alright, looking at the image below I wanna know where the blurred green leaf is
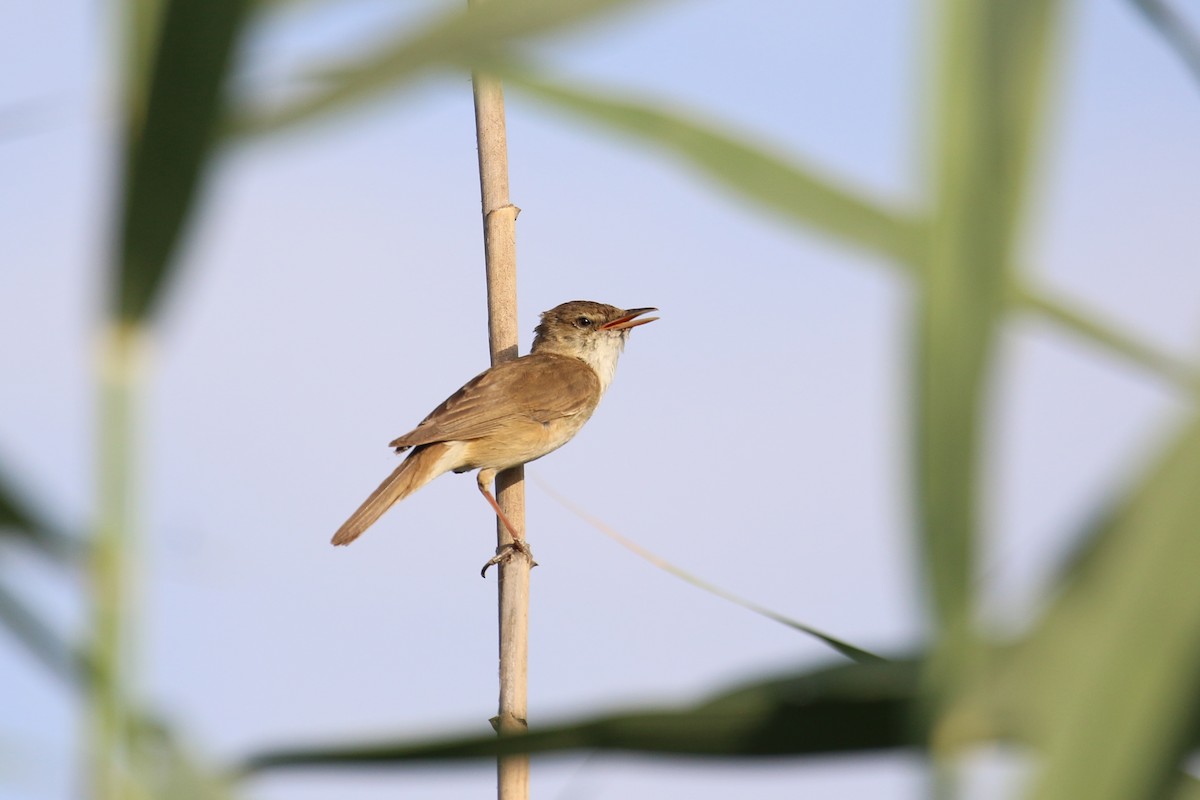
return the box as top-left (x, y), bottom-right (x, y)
top-left (501, 68), bottom-right (1196, 411)
top-left (230, 0), bottom-right (658, 138)
top-left (501, 67), bottom-right (1199, 409)
top-left (495, 68), bottom-right (1196, 405)
top-left (130, 716), bottom-right (239, 800)
top-left (122, 0), bottom-right (167, 124)
top-left (1002, 413), bottom-right (1200, 800)
top-left (499, 68), bottom-right (924, 264)
top-left (1172, 773), bottom-right (1200, 800)
top-left (0, 576), bottom-right (82, 685)
top-left (0, 574), bottom-right (230, 798)
top-left (916, 0), bottom-right (1063, 638)
top-left (115, 0), bottom-right (254, 322)
top-left (1017, 285), bottom-right (1198, 393)
top-left (1130, 0), bottom-right (1200, 89)
top-left (0, 571), bottom-right (230, 796)
top-left (240, 658), bottom-right (921, 773)
top-left (0, 460), bottom-right (82, 561)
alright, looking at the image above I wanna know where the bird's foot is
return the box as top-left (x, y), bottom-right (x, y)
top-left (480, 540), bottom-right (537, 578)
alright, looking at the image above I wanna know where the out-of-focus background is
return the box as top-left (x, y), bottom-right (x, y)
top-left (3, 1), bottom-right (1200, 798)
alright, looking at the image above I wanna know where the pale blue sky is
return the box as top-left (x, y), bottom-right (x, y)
top-left (2, 1), bottom-right (1199, 798)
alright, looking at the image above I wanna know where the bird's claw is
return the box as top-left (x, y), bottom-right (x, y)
top-left (480, 540), bottom-right (537, 577)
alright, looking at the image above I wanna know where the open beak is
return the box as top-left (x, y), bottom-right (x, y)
top-left (600, 307), bottom-right (659, 331)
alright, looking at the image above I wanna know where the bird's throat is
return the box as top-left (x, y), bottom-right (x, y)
top-left (585, 339), bottom-right (623, 394)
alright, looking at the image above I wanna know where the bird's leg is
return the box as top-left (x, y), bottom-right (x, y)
top-left (477, 469), bottom-right (536, 577)
top-left (477, 469), bottom-right (523, 540)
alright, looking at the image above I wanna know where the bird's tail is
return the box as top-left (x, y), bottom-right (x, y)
top-left (331, 443), bottom-right (451, 546)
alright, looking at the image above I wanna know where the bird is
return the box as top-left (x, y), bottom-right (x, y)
top-left (331, 300), bottom-right (658, 550)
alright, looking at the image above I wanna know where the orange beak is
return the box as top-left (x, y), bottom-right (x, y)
top-left (601, 307), bottom-right (659, 331)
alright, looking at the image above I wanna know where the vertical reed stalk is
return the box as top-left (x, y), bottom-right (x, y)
top-left (468, 3), bottom-right (531, 798)
top-left (88, 322), bottom-right (146, 800)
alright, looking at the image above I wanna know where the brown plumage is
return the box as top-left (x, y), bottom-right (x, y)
top-left (331, 301), bottom-right (657, 546)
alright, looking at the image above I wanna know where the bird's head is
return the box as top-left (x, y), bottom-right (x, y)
top-left (531, 301), bottom-right (658, 391)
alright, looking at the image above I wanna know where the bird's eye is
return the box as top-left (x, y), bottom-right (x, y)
top-left (575, 316), bottom-right (593, 328)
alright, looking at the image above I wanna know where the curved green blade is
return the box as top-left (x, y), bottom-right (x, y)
top-left (239, 658), bottom-right (921, 773)
top-left (114, 0), bottom-right (253, 322)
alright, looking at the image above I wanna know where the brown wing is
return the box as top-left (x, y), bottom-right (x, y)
top-left (389, 352), bottom-right (601, 450)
